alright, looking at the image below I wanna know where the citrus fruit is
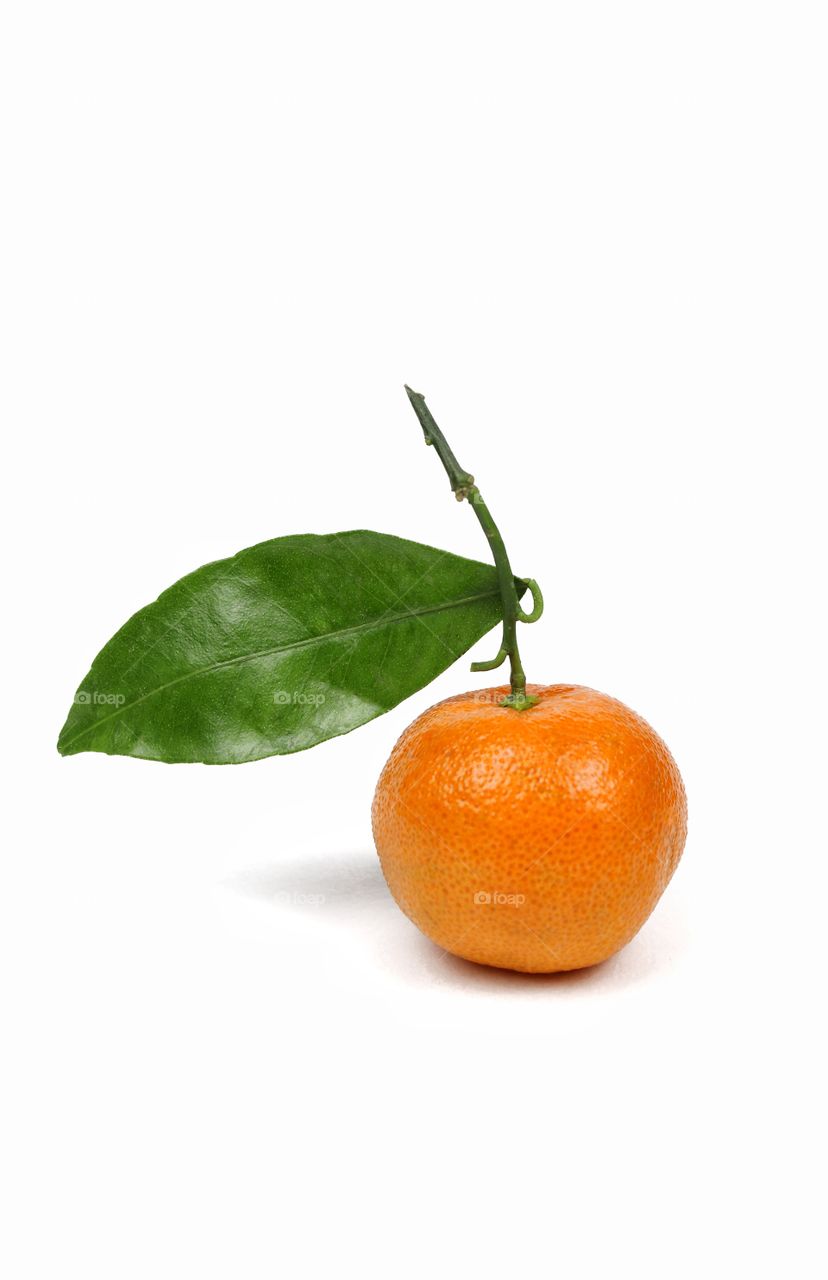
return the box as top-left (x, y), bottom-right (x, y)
top-left (372, 683), bottom-right (687, 973)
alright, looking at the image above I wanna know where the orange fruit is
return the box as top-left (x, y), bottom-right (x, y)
top-left (372, 683), bottom-right (687, 973)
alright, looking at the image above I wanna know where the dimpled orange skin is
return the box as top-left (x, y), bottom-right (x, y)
top-left (372, 684), bottom-right (687, 973)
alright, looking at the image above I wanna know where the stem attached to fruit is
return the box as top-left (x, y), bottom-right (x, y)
top-left (404, 385), bottom-right (544, 711)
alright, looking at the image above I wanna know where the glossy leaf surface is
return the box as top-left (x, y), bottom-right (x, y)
top-left (58, 531), bottom-right (521, 764)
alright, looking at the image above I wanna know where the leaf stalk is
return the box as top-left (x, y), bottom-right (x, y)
top-left (404, 385), bottom-right (543, 711)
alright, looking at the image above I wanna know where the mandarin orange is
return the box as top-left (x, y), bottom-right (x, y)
top-left (372, 683), bottom-right (687, 972)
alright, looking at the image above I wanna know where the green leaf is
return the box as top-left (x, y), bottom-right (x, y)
top-left (58, 530), bottom-right (522, 764)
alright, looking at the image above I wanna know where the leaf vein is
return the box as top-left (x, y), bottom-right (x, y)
top-left (61, 588), bottom-right (500, 750)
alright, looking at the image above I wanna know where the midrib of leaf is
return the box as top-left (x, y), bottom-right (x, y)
top-left (61, 588), bottom-right (500, 750)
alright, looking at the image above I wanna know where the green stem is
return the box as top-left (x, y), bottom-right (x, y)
top-left (404, 385), bottom-right (541, 711)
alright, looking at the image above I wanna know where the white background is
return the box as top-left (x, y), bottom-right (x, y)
top-left (2, 3), bottom-right (826, 1276)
